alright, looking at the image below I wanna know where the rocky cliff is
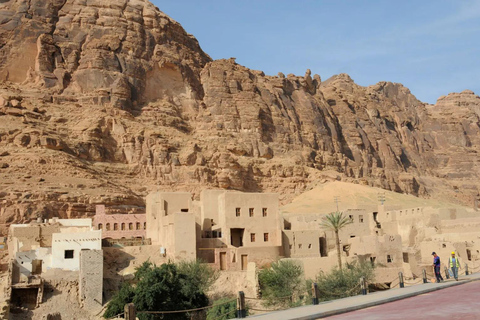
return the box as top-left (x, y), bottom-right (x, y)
top-left (1, 0), bottom-right (480, 231)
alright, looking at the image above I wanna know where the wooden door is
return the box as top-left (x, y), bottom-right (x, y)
top-left (220, 252), bottom-right (227, 270)
top-left (241, 254), bottom-right (248, 271)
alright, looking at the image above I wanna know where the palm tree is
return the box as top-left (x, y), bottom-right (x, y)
top-left (320, 211), bottom-right (353, 269)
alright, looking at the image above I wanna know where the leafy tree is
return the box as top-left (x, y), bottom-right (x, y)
top-left (104, 260), bottom-right (216, 320)
top-left (315, 261), bottom-right (375, 301)
top-left (133, 262), bottom-right (204, 320)
top-left (177, 259), bottom-right (219, 297)
top-left (103, 282), bottom-right (135, 319)
top-left (206, 297), bottom-right (241, 320)
top-left (320, 211), bottom-right (353, 269)
top-left (258, 260), bottom-right (305, 308)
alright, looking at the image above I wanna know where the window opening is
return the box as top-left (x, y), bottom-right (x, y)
top-left (65, 250), bottom-right (74, 259)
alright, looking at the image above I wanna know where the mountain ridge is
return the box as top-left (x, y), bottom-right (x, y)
top-left (0, 0), bottom-right (479, 232)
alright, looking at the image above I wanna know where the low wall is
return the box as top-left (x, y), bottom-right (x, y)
top-left (102, 238), bottom-right (151, 247)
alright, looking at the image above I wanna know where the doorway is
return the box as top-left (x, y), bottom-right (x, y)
top-left (230, 228), bottom-right (244, 247)
top-left (241, 254), bottom-right (248, 271)
top-left (31, 260), bottom-right (42, 275)
top-left (319, 237), bottom-right (327, 257)
top-left (220, 252), bottom-right (227, 270)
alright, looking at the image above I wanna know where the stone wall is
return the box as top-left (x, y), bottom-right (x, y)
top-left (79, 250), bottom-right (103, 311)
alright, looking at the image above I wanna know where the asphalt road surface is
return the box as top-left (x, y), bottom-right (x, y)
top-left (323, 281), bottom-right (480, 320)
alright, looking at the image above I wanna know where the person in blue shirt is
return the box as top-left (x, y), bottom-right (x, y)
top-left (432, 252), bottom-right (443, 283)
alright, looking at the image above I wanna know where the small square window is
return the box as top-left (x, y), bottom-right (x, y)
top-left (359, 215), bottom-right (364, 223)
top-left (262, 208), bottom-right (268, 217)
top-left (249, 208), bottom-right (254, 217)
top-left (65, 250), bottom-right (74, 259)
top-left (349, 215), bottom-right (353, 221)
top-left (308, 244), bottom-right (312, 249)
top-left (264, 233), bottom-right (269, 241)
top-left (251, 233), bottom-right (256, 242)
top-left (387, 254), bottom-right (393, 263)
top-left (236, 208), bottom-right (241, 217)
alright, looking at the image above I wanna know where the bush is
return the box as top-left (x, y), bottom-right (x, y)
top-left (104, 260), bottom-right (217, 320)
top-left (103, 282), bottom-right (135, 319)
top-left (177, 259), bottom-right (219, 297)
top-left (315, 261), bottom-right (375, 301)
top-left (206, 297), bottom-right (240, 320)
top-left (258, 260), bottom-right (306, 308)
top-left (134, 262), bottom-right (208, 320)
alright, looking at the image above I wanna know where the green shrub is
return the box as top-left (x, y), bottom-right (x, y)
top-left (103, 282), bottom-right (135, 319)
top-left (177, 259), bottom-right (219, 298)
top-left (104, 260), bottom-right (217, 320)
top-left (258, 260), bottom-right (305, 308)
top-left (206, 297), bottom-right (240, 320)
top-left (315, 261), bottom-right (375, 301)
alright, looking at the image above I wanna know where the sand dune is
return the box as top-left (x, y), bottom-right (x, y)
top-left (281, 181), bottom-right (468, 215)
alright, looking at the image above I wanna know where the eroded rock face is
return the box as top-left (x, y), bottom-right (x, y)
top-left (0, 0), bottom-right (210, 106)
top-left (1, 0), bottom-right (480, 231)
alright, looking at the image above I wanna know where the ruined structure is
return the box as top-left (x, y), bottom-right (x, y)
top-left (7, 218), bottom-right (103, 312)
top-left (283, 203), bottom-right (480, 284)
top-left (146, 190), bottom-right (283, 269)
top-left (146, 187), bottom-right (480, 287)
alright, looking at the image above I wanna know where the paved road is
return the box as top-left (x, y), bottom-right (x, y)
top-left (323, 281), bottom-right (480, 320)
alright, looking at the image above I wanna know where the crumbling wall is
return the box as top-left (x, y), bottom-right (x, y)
top-left (79, 250), bottom-right (103, 311)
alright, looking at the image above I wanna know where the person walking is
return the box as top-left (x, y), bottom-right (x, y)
top-left (432, 252), bottom-right (443, 283)
top-left (448, 251), bottom-right (461, 281)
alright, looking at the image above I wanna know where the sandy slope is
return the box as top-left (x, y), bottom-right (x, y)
top-left (281, 181), bottom-right (469, 215)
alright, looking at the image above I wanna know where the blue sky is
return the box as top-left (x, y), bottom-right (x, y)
top-left (151, 1), bottom-right (480, 104)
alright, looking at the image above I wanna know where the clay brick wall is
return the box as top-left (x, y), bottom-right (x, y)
top-left (93, 205), bottom-right (146, 239)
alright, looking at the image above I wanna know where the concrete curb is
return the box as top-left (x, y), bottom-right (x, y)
top-left (302, 280), bottom-right (470, 320)
top-left (245, 275), bottom-right (480, 320)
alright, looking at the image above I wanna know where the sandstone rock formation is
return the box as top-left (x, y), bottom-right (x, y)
top-left (1, 0), bottom-right (480, 232)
